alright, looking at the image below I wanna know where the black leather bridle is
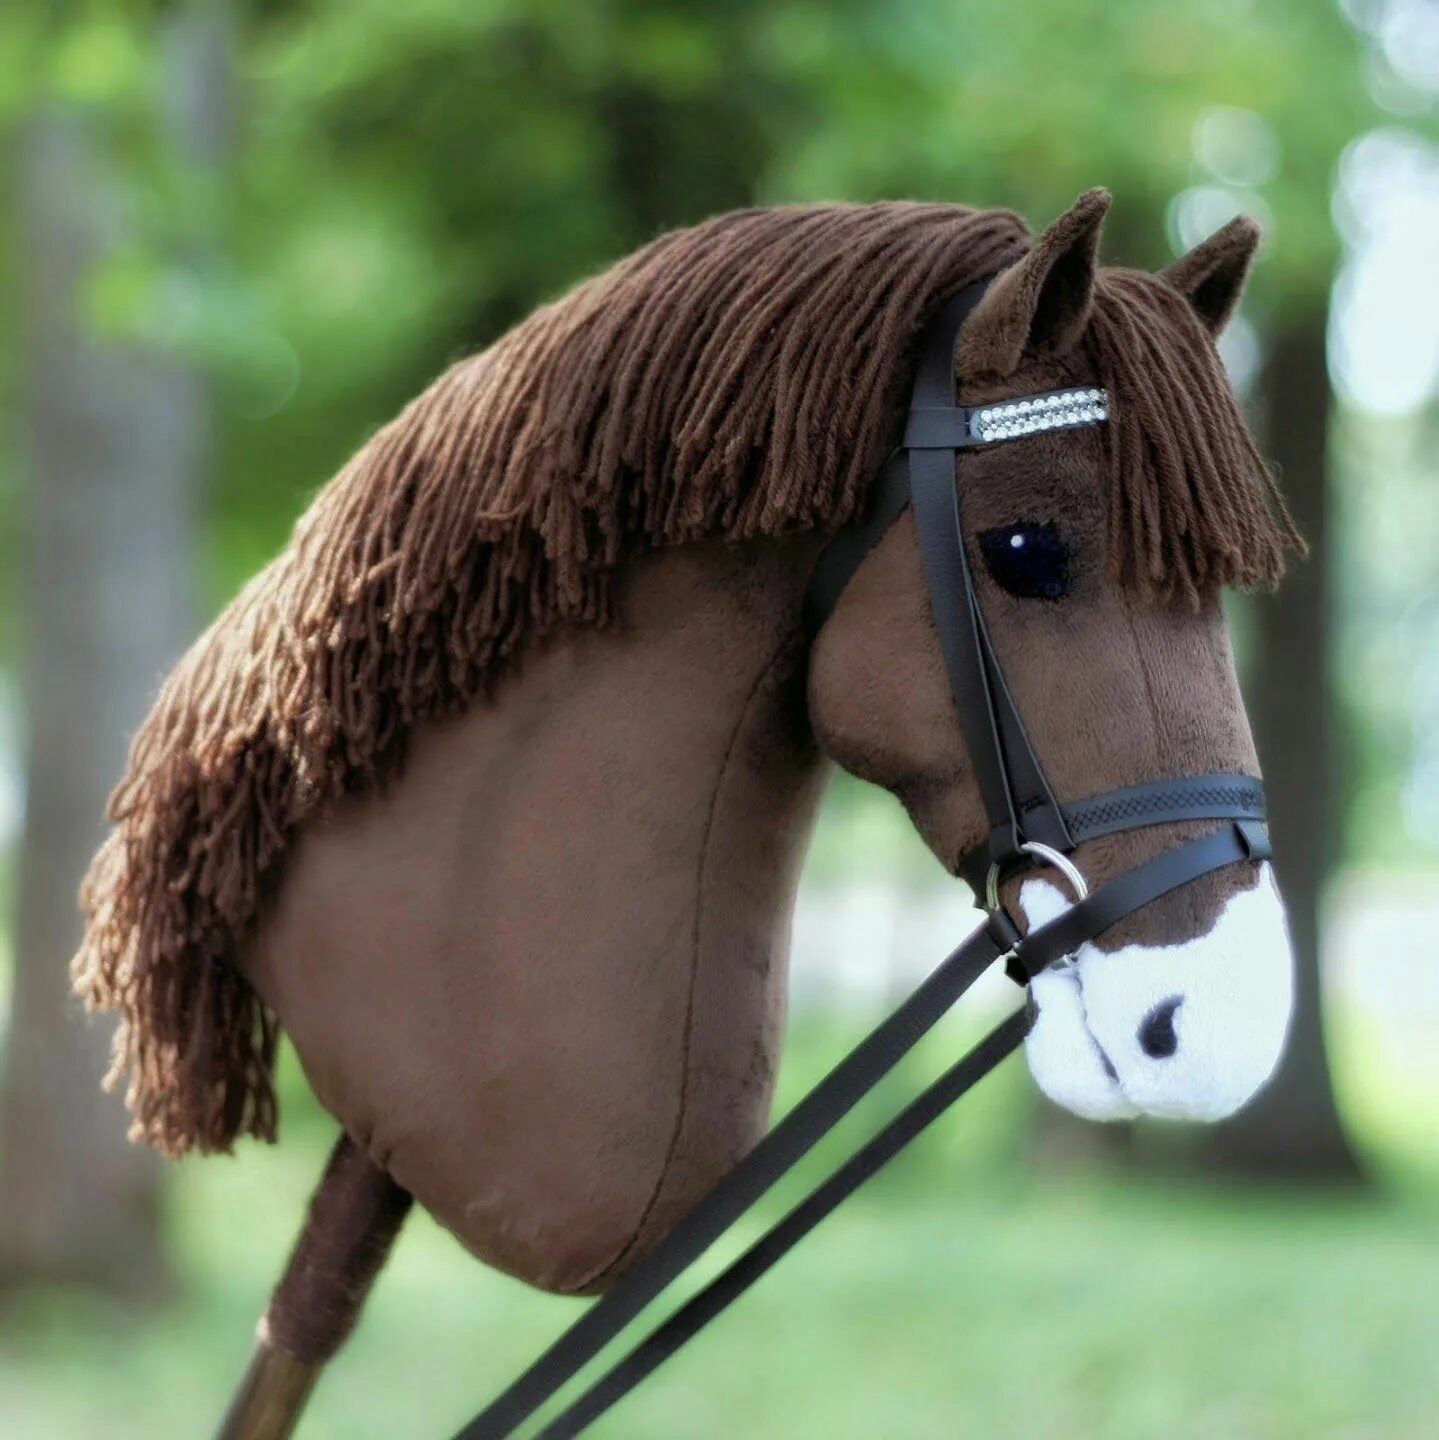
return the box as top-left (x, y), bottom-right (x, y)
top-left (451, 277), bottom-right (1273, 1440)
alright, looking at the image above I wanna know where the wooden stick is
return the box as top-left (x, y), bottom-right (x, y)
top-left (214, 1135), bottom-right (412, 1440)
top-left (213, 1342), bottom-right (320, 1440)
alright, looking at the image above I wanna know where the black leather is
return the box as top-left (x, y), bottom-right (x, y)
top-left (958, 772), bottom-right (1269, 892)
top-left (452, 916), bottom-right (1013, 1440)
top-left (530, 1012), bottom-right (1032, 1439)
top-left (904, 286), bottom-right (1072, 865)
top-left (903, 406), bottom-right (986, 449)
top-left (1007, 820), bottom-right (1271, 982)
top-left (1063, 774), bottom-right (1267, 846)
top-left (803, 449), bottom-right (911, 632)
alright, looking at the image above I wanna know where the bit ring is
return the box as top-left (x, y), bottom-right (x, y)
top-left (985, 841), bottom-right (1089, 914)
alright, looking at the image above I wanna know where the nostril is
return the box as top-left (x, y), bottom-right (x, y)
top-left (1138, 996), bottom-right (1183, 1059)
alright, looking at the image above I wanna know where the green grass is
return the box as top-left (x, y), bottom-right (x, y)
top-left (2, 1016), bottom-right (1436, 1440)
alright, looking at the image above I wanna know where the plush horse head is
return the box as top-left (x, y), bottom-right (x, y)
top-left (809, 191), bottom-right (1298, 1124)
top-left (75, 191), bottom-right (1300, 1430)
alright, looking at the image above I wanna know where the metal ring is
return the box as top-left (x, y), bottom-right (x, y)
top-left (985, 841), bottom-right (1090, 914)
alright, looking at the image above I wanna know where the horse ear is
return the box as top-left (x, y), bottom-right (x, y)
top-left (1162, 215), bottom-right (1261, 336)
top-left (956, 188), bottom-right (1110, 379)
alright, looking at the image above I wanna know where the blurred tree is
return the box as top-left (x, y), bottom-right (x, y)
top-left (205, 0), bottom-right (815, 593)
top-left (1207, 308), bottom-right (1361, 1177)
top-left (0, 0), bottom-right (233, 1293)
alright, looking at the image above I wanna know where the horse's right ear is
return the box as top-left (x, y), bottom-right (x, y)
top-left (955, 188), bottom-right (1110, 379)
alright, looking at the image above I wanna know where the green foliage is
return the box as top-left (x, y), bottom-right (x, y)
top-left (1, 1013), bottom-right (1436, 1437)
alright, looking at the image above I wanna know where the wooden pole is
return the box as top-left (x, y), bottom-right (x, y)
top-left (215, 1135), bottom-right (412, 1440)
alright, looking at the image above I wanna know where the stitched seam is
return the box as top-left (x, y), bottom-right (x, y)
top-left (1122, 603), bottom-right (1168, 783)
top-left (573, 634), bottom-right (795, 1291)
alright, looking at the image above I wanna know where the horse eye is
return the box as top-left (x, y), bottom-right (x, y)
top-left (977, 522), bottom-right (1070, 600)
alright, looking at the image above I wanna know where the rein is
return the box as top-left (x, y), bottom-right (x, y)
top-left (450, 278), bottom-right (1271, 1439)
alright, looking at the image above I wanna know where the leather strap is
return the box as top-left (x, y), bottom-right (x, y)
top-left (1062, 774), bottom-right (1267, 847)
top-left (803, 449), bottom-right (911, 632)
top-left (957, 772), bottom-right (1269, 893)
top-left (1007, 820), bottom-right (1271, 982)
top-left (807, 280), bottom-right (1070, 869)
top-left (908, 286), bottom-right (1071, 863)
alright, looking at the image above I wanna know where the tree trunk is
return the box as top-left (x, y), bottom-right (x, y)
top-left (1204, 307), bottom-right (1363, 1181)
top-left (0, 5), bottom-right (231, 1294)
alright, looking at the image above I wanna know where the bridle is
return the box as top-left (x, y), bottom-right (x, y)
top-left (450, 277), bottom-right (1272, 1439)
top-left (807, 281), bottom-right (1268, 921)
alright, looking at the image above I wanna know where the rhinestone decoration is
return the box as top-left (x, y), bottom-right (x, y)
top-left (969, 387), bottom-right (1109, 445)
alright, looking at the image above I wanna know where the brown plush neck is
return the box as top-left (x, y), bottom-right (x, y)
top-left (241, 536), bottom-right (828, 1293)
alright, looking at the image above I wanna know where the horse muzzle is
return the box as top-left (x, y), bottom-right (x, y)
top-left (1021, 862), bottom-right (1295, 1122)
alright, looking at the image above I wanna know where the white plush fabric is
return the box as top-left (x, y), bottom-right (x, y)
top-left (1022, 864), bottom-right (1293, 1122)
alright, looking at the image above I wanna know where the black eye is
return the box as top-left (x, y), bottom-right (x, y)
top-left (978, 522), bottom-right (1070, 600)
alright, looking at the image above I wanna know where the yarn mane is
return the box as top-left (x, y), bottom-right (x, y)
top-left (1082, 268), bottom-right (1300, 605)
top-left (73, 202), bottom-right (1298, 1156)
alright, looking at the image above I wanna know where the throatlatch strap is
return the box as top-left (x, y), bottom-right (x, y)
top-left (453, 823), bottom-right (1267, 1440)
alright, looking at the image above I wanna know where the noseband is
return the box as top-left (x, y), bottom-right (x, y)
top-left (453, 279), bottom-right (1272, 1439)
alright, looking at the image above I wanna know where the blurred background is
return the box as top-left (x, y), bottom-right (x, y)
top-left (1, 1), bottom-right (1437, 1436)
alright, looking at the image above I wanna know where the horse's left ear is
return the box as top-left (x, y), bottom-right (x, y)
top-left (1162, 215), bottom-right (1262, 336)
top-left (956, 188), bottom-right (1110, 379)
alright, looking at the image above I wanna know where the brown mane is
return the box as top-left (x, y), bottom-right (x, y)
top-left (72, 201), bottom-right (1297, 1157)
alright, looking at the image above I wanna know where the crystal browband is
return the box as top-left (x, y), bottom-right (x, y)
top-left (902, 386), bottom-right (1111, 451)
top-left (969, 386), bottom-right (1109, 443)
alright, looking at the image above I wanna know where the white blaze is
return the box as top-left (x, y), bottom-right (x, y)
top-left (1022, 863), bottom-right (1294, 1122)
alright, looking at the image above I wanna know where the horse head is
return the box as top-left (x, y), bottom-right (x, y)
top-left (811, 190), bottom-right (1298, 1122)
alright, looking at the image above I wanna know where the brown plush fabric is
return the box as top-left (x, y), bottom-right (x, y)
top-left (809, 501), bottom-right (1261, 951)
top-left (954, 187), bottom-right (1110, 377)
top-left (242, 538), bottom-right (826, 1292)
top-left (261, 1135), bottom-right (412, 1363)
